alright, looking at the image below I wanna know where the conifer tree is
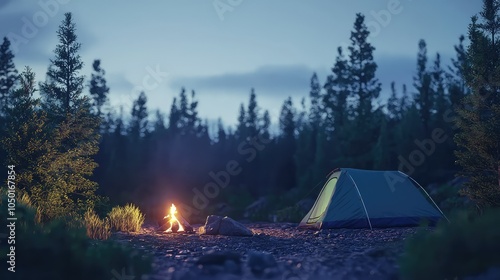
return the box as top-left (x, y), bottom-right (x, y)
top-left (246, 88), bottom-right (260, 138)
top-left (89, 59), bottom-right (109, 119)
top-left (2, 68), bottom-right (49, 197)
top-left (455, 0), bottom-right (500, 209)
top-left (38, 13), bottom-right (100, 219)
top-left (346, 13), bottom-right (382, 168)
top-left (413, 39), bottom-right (433, 137)
top-left (129, 91), bottom-right (149, 140)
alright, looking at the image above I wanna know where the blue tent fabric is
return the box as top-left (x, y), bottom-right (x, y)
top-left (299, 168), bottom-right (447, 229)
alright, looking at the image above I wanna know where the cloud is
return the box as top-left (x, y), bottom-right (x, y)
top-left (170, 57), bottom-right (419, 101)
top-left (171, 64), bottom-right (320, 97)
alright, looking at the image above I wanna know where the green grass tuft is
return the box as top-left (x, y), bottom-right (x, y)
top-left (108, 203), bottom-right (145, 232)
top-left (84, 208), bottom-right (111, 240)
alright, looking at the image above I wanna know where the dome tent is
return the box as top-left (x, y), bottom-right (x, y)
top-left (299, 168), bottom-right (447, 229)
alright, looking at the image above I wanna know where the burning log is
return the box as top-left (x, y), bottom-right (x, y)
top-left (158, 204), bottom-right (193, 233)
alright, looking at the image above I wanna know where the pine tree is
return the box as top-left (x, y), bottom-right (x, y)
top-left (413, 39), bottom-right (433, 137)
top-left (2, 68), bottom-right (49, 197)
top-left (0, 37), bottom-right (18, 118)
top-left (309, 72), bottom-right (322, 128)
top-left (432, 53), bottom-right (450, 126)
top-left (153, 109), bottom-right (166, 133)
top-left (348, 13), bottom-right (381, 121)
top-left (37, 13), bottom-right (100, 219)
top-left (400, 84), bottom-right (410, 113)
top-left (323, 47), bottom-right (350, 137)
top-left (373, 113), bottom-right (390, 170)
top-left (187, 90), bottom-right (202, 137)
top-left (89, 59), bottom-right (109, 119)
top-left (279, 97), bottom-right (296, 140)
top-left (217, 118), bottom-right (227, 144)
top-left (387, 81), bottom-right (400, 120)
top-left (129, 91), bottom-right (149, 140)
top-left (168, 97), bottom-right (180, 135)
top-left (235, 103), bottom-right (246, 141)
top-left (246, 88), bottom-right (260, 138)
top-left (455, 0), bottom-right (500, 209)
top-left (346, 13), bottom-right (382, 168)
top-left (260, 110), bottom-right (271, 141)
top-left (40, 13), bottom-right (85, 120)
top-left (276, 97), bottom-right (297, 193)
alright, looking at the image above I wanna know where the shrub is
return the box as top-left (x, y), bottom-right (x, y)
top-left (0, 194), bottom-right (152, 280)
top-left (108, 204), bottom-right (145, 232)
top-left (84, 209), bottom-right (111, 240)
top-left (400, 209), bottom-right (500, 280)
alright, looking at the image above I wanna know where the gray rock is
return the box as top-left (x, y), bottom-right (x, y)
top-left (202, 215), bottom-right (223, 235)
top-left (247, 251), bottom-right (279, 277)
top-left (218, 217), bottom-right (253, 236)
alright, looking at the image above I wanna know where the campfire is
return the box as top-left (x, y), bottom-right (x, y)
top-left (160, 203), bottom-right (193, 233)
top-left (164, 204), bottom-right (184, 233)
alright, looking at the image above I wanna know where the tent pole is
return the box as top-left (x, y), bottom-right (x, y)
top-left (398, 171), bottom-right (450, 223)
top-left (347, 172), bottom-right (373, 230)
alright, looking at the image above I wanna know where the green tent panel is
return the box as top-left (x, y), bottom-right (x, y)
top-left (299, 168), bottom-right (447, 229)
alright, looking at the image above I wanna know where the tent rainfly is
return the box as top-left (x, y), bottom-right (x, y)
top-left (299, 168), bottom-right (448, 229)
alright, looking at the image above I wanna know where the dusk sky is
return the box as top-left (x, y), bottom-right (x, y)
top-left (0, 0), bottom-right (482, 129)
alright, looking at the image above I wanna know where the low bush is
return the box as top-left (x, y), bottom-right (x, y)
top-left (400, 209), bottom-right (500, 280)
top-left (84, 208), bottom-right (111, 240)
top-left (108, 203), bottom-right (145, 232)
top-left (0, 193), bottom-right (152, 280)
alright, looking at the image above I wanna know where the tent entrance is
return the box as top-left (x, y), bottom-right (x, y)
top-left (307, 177), bottom-right (338, 224)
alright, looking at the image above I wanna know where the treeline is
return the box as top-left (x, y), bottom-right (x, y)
top-left (90, 14), bottom-right (468, 216)
top-left (1, 7), bottom-right (499, 221)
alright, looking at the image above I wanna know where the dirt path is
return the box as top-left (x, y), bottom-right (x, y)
top-left (113, 223), bottom-right (418, 280)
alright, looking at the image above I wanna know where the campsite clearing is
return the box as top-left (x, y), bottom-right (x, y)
top-left (114, 223), bottom-right (420, 280)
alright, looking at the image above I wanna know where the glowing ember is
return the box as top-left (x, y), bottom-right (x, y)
top-left (164, 204), bottom-right (184, 233)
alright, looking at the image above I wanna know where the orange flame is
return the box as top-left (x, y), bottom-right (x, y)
top-left (164, 203), bottom-right (184, 233)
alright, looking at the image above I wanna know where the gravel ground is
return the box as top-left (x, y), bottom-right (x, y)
top-left (113, 223), bottom-right (419, 280)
